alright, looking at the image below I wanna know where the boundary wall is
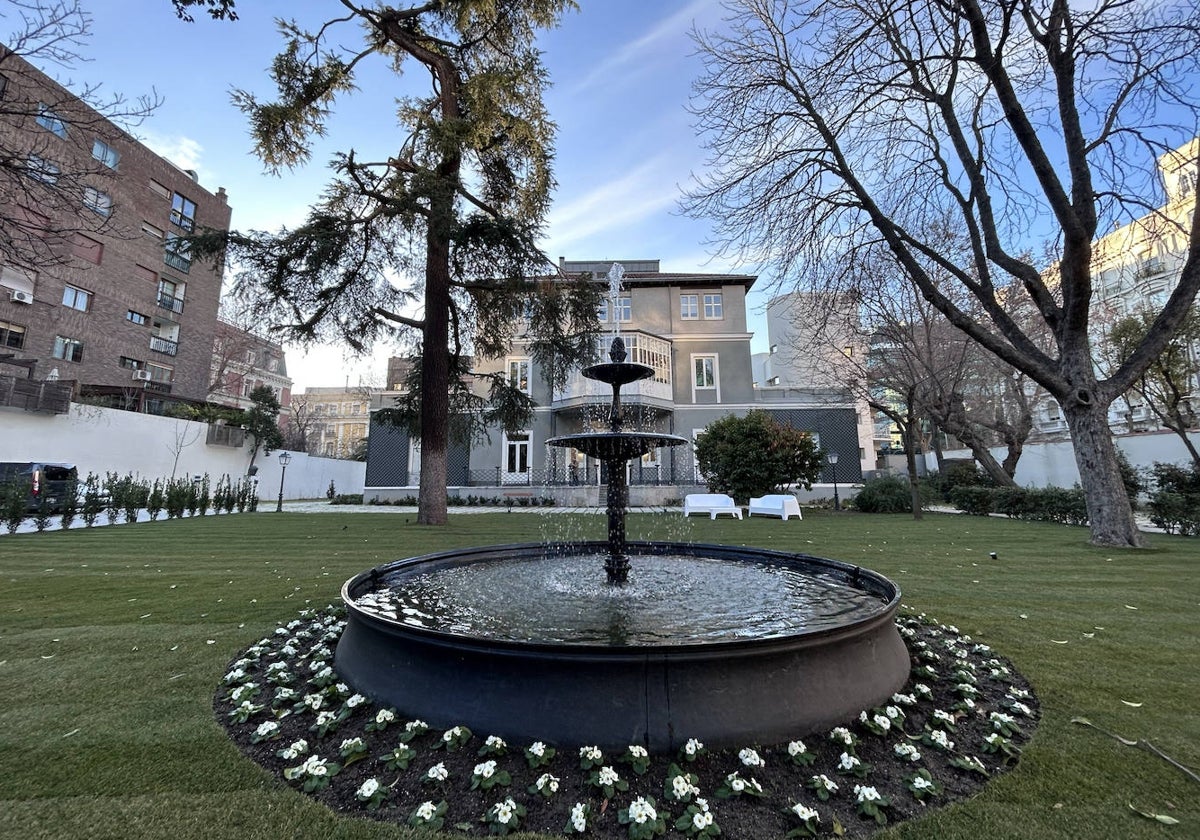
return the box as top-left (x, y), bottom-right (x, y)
top-left (0, 403), bottom-right (364, 500)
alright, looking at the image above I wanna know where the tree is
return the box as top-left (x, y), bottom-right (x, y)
top-left (685, 0), bottom-right (1200, 547)
top-left (694, 410), bottom-right (823, 503)
top-left (1105, 307), bottom-right (1200, 467)
top-left (0, 1), bottom-right (159, 274)
top-left (180, 0), bottom-right (599, 526)
top-left (242, 384), bottom-right (284, 473)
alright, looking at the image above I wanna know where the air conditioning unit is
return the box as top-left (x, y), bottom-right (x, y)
top-left (9, 289), bottom-right (33, 304)
top-left (132, 370), bottom-right (152, 382)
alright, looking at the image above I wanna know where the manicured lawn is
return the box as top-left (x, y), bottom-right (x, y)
top-left (1, 509), bottom-right (1197, 839)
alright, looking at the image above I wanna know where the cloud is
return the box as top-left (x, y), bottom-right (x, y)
top-left (135, 129), bottom-right (208, 181)
top-left (571, 0), bottom-right (718, 95)
top-left (546, 153), bottom-right (681, 251)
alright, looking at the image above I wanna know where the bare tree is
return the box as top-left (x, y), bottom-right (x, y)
top-left (686, 0), bottom-right (1200, 546)
top-left (0, 1), bottom-right (160, 274)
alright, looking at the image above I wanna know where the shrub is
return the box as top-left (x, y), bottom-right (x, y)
top-left (3, 480), bottom-right (27, 533)
top-left (853, 476), bottom-right (915, 513)
top-left (694, 410), bottom-right (824, 503)
top-left (930, 460), bottom-right (995, 501)
top-left (991, 487), bottom-right (1028, 519)
top-left (1146, 462), bottom-right (1200, 535)
top-left (949, 486), bottom-right (996, 516)
top-left (331, 494), bottom-right (365, 505)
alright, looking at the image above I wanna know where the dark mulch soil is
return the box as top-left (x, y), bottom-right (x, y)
top-left (216, 608), bottom-right (1039, 839)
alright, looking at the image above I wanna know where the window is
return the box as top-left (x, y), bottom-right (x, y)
top-left (615, 296), bottom-right (632, 323)
top-left (1, 265), bottom-right (36, 295)
top-left (694, 355), bottom-right (717, 389)
top-left (126, 310), bottom-right (148, 325)
top-left (52, 335), bottom-right (83, 362)
top-left (158, 277), bottom-right (184, 313)
top-left (36, 104), bottom-right (67, 138)
top-left (134, 264), bottom-right (157, 284)
top-left (27, 154), bottom-right (59, 184)
top-left (70, 234), bottom-right (103, 264)
top-left (83, 187), bottom-right (112, 216)
top-left (597, 299), bottom-right (608, 323)
top-left (164, 233), bottom-right (191, 272)
top-left (92, 139), bottom-right (120, 169)
top-left (1, 319), bottom-right (26, 349)
top-left (146, 362), bottom-right (173, 383)
top-left (62, 285), bottom-right (91, 311)
top-left (170, 192), bottom-right (196, 231)
top-left (148, 179), bottom-right (170, 199)
top-left (703, 293), bottom-right (723, 319)
top-left (680, 294), bottom-right (699, 320)
top-left (142, 222), bottom-right (164, 240)
top-left (508, 357), bottom-right (531, 395)
top-left (119, 356), bottom-right (144, 370)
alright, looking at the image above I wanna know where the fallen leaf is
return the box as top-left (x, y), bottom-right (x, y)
top-left (62, 728), bottom-right (79, 738)
top-left (1121, 701), bottom-right (1143, 707)
top-left (1051, 639), bottom-right (1069, 644)
top-left (1128, 803), bottom-right (1180, 825)
top-left (1124, 604), bottom-right (1139, 610)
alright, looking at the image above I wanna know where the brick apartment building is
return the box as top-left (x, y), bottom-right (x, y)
top-left (0, 51), bottom-right (230, 413)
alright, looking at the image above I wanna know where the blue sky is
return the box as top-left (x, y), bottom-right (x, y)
top-left (31, 0), bottom-right (771, 391)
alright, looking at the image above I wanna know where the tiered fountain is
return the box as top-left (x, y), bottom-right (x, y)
top-left (335, 266), bottom-right (909, 750)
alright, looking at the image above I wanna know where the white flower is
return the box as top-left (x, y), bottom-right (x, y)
top-left (1008, 687), bottom-right (1032, 699)
top-left (225, 667), bottom-right (246, 682)
top-left (415, 801), bottom-right (438, 821)
top-left (426, 762), bottom-right (448, 781)
top-left (443, 726), bottom-right (463, 742)
top-left (873, 714), bottom-right (892, 732)
top-left (929, 730), bottom-right (954, 750)
top-left (315, 711), bottom-right (336, 726)
top-left (627, 797), bottom-right (657, 824)
top-left (684, 738), bottom-right (704, 755)
top-left (830, 726), bottom-right (853, 744)
top-left (892, 692), bottom-right (917, 706)
top-left (1011, 701), bottom-right (1033, 717)
top-left (486, 735), bottom-right (507, 750)
top-left (254, 721), bottom-right (279, 737)
top-left (855, 784), bottom-right (882, 803)
top-left (340, 737), bottom-right (365, 753)
top-left (912, 775), bottom-right (934, 790)
top-left (914, 683), bottom-right (933, 697)
top-left (597, 766), bottom-right (620, 786)
top-left (738, 747), bottom-right (764, 767)
top-left (300, 755), bottom-right (328, 777)
top-left (357, 778), bottom-right (380, 798)
top-left (885, 705), bottom-right (903, 719)
top-left (894, 742), bottom-right (921, 762)
top-left (788, 740), bottom-right (807, 756)
top-left (580, 745), bottom-right (603, 761)
top-left (345, 693), bottom-right (366, 708)
top-left (406, 719), bottom-right (427, 733)
top-left (303, 693), bottom-right (323, 710)
top-left (493, 801), bottom-right (514, 824)
top-left (537, 773), bottom-right (560, 793)
top-left (474, 760), bottom-right (497, 779)
top-left (628, 745), bottom-right (648, 758)
top-left (692, 811), bottom-right (714, 829)
top-left (730, 777), bottom-right (746, 792)
top-left (957, 683), bottom-right (978, 696)
top-left (529, 741), bottom-right (546, 756)
top-left (837, 752), bottom-right (861, 771)
top-left (934, 709), bottom-right (955, 725)
top-left (570, 803), bottom-right (588, 832)
top-left (671, 774), bottom-right (700, 799)
top-left (960, 697), bottom-right (977, 710)
top-left (812, 774), bottom-right (838, 792)
top-left (991, 712), bottom-right (1015, 727)
top-left (375, 709), bottom-right (395, 725)
top-left (792, 803), bottom-right (820, 822)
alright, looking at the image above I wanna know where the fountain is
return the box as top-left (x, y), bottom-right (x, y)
top-left (335, 266), bottom-right (910, 751)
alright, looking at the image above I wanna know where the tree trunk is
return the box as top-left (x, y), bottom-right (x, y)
top-left (1063, 399), bottom-right (1146, 547)
top-left (904, 399), bottom-right (923, 520)
top-left (963, 438), bottom-right (1019, 487)
top-left (416, 204), bottom-right (453, 526)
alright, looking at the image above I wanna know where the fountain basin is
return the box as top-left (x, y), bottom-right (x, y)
top-left (336, 542), bottom-right (909, 751)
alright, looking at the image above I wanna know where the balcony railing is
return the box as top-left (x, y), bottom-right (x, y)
top-left (144, 380), bottom-right (172, 394)
top-left (157, 293), bottom-right (184, 314)
top-left (149, 335), bottom-right (178, 356)
top-left (553, 330), bottom-right (673, 407)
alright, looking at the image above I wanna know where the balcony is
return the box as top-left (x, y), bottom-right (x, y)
top-left (149, 335), bottom-right (178, 356)
top-left (553, 331), bottom-right (674, 410)
top-left (144, 380), bottom-right (172, 394)
top-left (0, 374), bottom-right (71, 413)
top-left (157, 293), bottom-right (184, 314)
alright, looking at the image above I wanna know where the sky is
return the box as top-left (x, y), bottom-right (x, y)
top-left (22, 0), bottom-right (773, 392)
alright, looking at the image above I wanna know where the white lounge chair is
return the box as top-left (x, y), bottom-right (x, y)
top-left (748, 494), bottom-right (803, 520)
top-left (683, 493), bottom-right (742, 519)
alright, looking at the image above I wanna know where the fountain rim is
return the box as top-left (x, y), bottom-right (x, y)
top-left (340, 540), bottom-right (902, 655)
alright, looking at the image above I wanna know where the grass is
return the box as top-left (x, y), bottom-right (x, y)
top-left (1, 508), bottom-right (1197, 839)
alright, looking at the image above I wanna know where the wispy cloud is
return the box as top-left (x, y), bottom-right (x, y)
top-left (546, 153), bottom-right (681, 251)
top-left (570, 0), bottom-right (718, 95)
top-left (135, 129), bottom-right (209, 181)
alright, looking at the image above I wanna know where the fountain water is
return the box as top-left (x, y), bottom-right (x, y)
top-left (336, 318), bottom-right (910, 750)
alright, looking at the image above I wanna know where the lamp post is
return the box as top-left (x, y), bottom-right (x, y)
top-left (275, 451), bottom-right (292, 513)
top-left (827, 451), bottom-right (840, 511)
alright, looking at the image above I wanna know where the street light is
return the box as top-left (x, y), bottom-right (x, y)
top-left (827, 451), bottom-right (840, 511)
top-left (275, 451), bottom-right (292, 513)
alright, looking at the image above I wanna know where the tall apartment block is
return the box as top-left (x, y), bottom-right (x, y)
top-left (0, 51), bottom-right (230, 413)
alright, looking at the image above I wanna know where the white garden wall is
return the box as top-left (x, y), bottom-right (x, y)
top-left (0, 403), bottom-right (364, 500)
top-left (929, 429), bottom-right (1200, 488)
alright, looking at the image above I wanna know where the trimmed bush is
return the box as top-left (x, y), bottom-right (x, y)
top-left (949, 485), bottom-right (996, 516)
top-left (852, 476), bottom-right (914, 513)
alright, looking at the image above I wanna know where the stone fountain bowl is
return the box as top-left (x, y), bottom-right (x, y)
top-left (336, 541), bottom-right (909, 751)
